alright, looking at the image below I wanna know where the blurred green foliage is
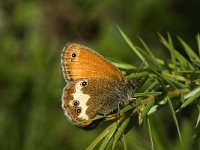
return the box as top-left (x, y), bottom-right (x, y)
top-left (0, 0), bottom-right (199, 150)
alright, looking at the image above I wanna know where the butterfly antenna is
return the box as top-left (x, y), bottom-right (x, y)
top-left (131, 62), bottom-right (145, 90)
top-left (136, 62), bottom-right (144, 78)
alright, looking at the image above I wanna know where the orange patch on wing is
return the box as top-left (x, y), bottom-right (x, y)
top-left (61, 43), bottom-right (127, 82)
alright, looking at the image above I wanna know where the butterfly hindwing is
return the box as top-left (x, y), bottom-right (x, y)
top-left (62, 77), bottom-right (129, 128)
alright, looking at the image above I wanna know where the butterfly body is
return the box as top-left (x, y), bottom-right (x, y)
top-left (61, 43), bottom-right (137, 129)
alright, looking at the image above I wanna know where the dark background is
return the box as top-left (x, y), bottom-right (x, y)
top-left (0, 0), bottom-right (199, 149)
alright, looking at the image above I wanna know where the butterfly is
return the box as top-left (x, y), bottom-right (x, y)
top-left (61, 43), bottom-right (138, 129)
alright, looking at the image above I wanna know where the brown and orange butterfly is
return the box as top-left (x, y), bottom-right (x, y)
top-left (61, 43), bottom-right (137, 129)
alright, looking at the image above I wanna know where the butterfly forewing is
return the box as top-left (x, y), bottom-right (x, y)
top-left (61, 43), bottom-right (127, 82)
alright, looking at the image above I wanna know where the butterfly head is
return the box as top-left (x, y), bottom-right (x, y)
top-left (128, 79), bottom-right (139, 92)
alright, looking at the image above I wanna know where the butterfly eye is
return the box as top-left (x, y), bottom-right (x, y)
top-left (73, 100), bottom-right (79, 106)
top-left (72, 53), bottom-right (76, 58)
top-left (81, 81), bottom-right (87, 87)
top-left (75, 107), bottom-right (82, 114)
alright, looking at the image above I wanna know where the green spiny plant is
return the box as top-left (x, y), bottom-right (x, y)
top-left (86, 27), bottom-right (200, 150)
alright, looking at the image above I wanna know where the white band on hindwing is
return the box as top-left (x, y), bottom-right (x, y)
top-left (70, 80), bottom-right (90, 120)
